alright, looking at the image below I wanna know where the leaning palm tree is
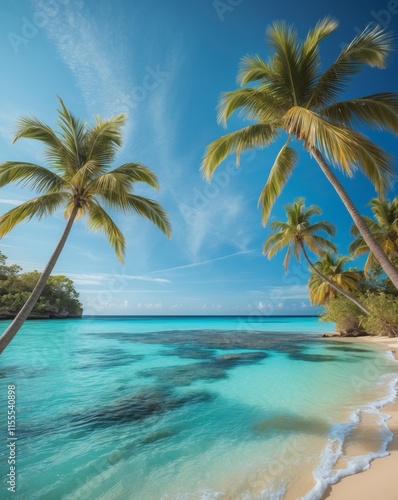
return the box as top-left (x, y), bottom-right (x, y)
top-left (201, 18), bottom-right (398, 289)
top-left (0, 99), bottom-right (171, 353)
top-left (350, 197), bottom-right (398, 275)
top-left (263, 198), bottom-right (369, 314)
top-left (308, 253), bottom-right (363, 306)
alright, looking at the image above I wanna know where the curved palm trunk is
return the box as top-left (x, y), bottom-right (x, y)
top-left (0, 206), bottom-right (79, 354)
top-left (300, 243), bottom-right (370, 315)
top-left (310, 147), bottom-right (398, 290)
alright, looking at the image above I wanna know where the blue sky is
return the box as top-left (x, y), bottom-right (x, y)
top-left (0, 0), bottom-right (397, 315)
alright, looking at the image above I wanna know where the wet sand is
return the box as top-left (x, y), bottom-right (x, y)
top-left (322, 337), bottom-right (398, 500)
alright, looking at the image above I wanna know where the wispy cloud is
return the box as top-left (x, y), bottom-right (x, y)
top-left (66, 272), bottom-right (171, 286)
top-left (148, 250), bottom-right (253, 275)
top-left (179, 193), bottom-right (256, 260)
top-left (67, 245), bottom-right (106, 263)
top-left (36, 0), bottom-right (132, 121)
top-left (0, 198), bottom-right (25, 206)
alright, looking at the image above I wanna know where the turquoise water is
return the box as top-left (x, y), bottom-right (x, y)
top-left (0, 316), bottom-right (397, 499)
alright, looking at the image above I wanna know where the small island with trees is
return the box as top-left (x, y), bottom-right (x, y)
top-left (0, 252), bottom-right (82, 319)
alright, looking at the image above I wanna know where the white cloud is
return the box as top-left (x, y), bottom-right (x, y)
top-left (141, 302), bottom-right (162, 309)
top-left (148, 250), bottom-right (253, 275)
top-left (66, 272), bottom-right (171, 286)
top-left (0, 199), bottom-right (25, 206)
top-left (36, 0), bottom-right (133, 122)
top-left (249, 285), bottom-right (309, 300)
top-left (179, 192), bottom-right (255, 260)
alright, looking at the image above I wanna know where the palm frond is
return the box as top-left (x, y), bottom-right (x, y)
top-left (302, 17), bottom-right (339, 57)
top-left (263, 232), bottom-right (288, 258)
top-left (217, 88), bottom-right (281, 126)
top-left (56, 97), bottom-right (86, 170)
top-left (306, 234), bottom-right (337, 255)
top-left (69, 160), bottom-right (105, 190)
top-left (0, 193), bottom-right (69, 237)
top-left (308, 251), bottom-right (362, 304)
top-left (237, 55), bottom-right (275, 86)
top-left (284, 106), bottom-right (394, 193)
top-left (85, 114), bottom-right (126, 167)
top-left (308, 25), bottom-right (393, 106)
top-left (13, 116), bottom-right (73, 172)
top-left (201, 124), bottom-right (278, 179)
top-left (299, 203), bottom-right (322, 219)
top-left (258, 143), bottom-right (298, 225)
top-left (125, 195), bottom-right (172, 237)
top-left (370, 197), bottom-right (398, 227)
top-left (305, 221), bottom-right (336, 237)
top-left (282, 247), bottom-right (292, 271)
top-left (0, 162), bottom-right (67, 193)
top-left (298, 17), bottom-right (339, 103)
top-left (266, 20), bottom-right (301, 106)
top-left (85, 202), bottom-right (125, 263)
top-left (108, 163), bottom-right (159, 190)
top-left (321, 92), bottom-right (398, 133)
top-left (269, 220), bottom-right (289, 232)
top-left (14, 116), bottom-right (62, 149)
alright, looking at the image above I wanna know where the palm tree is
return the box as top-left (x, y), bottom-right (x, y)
top-left (0, 98), bottom-right (171, 353)
top-left (308, 253), bottom-right (363, 306)
top-left (263, 198), bottom-right (369, 314)
top-left (201, 18), bottom-right (398, 289)
top-left (350, 197), bottom-right (398, 275)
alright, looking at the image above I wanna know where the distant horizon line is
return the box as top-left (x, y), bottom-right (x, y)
top-left (80, 314), bottom-right (320, 318)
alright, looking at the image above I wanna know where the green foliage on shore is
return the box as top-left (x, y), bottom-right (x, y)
top-left (315, 195), bottom-right (398, 336)
top-left (322, 294), bottom-right (365, 333)
top-left (321, 286), bottom-right (398, 337)
top-left (361, 292), bottom-right (398, 337)
top-left (0, 252), bottom-right (82, 319)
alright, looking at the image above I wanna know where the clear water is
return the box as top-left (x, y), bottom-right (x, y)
top-left (0, 316), bottom-right (397, 500)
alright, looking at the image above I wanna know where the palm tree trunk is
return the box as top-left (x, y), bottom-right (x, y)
top-left (300, 242), bottom-right (370, 315)
top-left (0, 206), bottom-right (79, 354)
top-left (310, 147), bottom-right (398, 291)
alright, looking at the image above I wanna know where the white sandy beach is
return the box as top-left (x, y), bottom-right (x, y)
top-left (322, 337), bottom-right (398, 500)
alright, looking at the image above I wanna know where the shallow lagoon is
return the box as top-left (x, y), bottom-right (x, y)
top-left (1, 316), bottom-right (397, 499)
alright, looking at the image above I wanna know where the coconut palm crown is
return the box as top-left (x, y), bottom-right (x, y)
top-left (202, 17), bottom-right (398, 288)
top-left (263, 198), bottom-right (369, 314)
top-left (263, 197), bottom-right (336, 271)
top-left (0, 98), bottom-right (171, 353)
top-left (350, 197), bottom-right (398, 274)
top-left (308, 253), bottom-right (362, 306)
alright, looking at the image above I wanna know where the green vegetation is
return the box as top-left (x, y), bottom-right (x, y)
top-left (318, 205), bottom-right (398, 337)
top-left (0, 252), bottom-right (82, 319)
top-left (322, 291), bottom-right (398, 337)
top-left (202, 17), bottom-right (398, 289)
top-left (0, 98), bottom-right (171, 353)
top-left (350, 198), bottom-right (398, 275)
